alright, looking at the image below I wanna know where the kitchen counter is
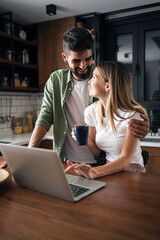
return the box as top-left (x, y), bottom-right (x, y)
top-left (0, 132), bottom-right (160, 147)
top-left (0, 132), bottom-right (159, 174)
top-left (0, 132), bottom-right (53, 146)
top-left (140, 135), bottom-right (160, 148)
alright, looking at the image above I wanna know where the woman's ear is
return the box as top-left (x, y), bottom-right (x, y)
top-left (105, 82), bottom-right (110, 92)
top-left (61, 53), bottom-right (68, 63)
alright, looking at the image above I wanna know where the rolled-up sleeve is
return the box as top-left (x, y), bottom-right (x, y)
top-left (36, 76), bottom-right (54, 131)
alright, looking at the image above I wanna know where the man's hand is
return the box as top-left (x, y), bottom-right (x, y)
top-left (128, 114), bottom-right (150, 138)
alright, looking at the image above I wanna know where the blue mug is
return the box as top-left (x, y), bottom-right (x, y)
top-left (74, 126), bottom-right (89, 146)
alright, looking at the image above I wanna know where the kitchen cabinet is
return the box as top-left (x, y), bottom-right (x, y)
top-left (0, 13), bottom-right (38, 92)
top-left (23, 139), bottom-right (53, 149)
top-left (38, 139), bottom-right (53, 150)
top-left (37, 17), bottom-right (75, 92)
top-left (75, 13), bottom-right (105, 64)
top-left (141, 146), bottom-right (160, 174)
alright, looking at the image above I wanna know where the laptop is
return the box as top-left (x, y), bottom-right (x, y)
top-left (0, 144), bottom-right (106, 202)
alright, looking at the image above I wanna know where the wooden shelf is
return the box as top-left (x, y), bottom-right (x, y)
top-left (0, 58), bottom-right (12, 65)
top-left (0, 30), bottom-right (12, 39)
top-left (0, 58), bottom-right (37, 69)
top-left (0, 30), bottom-right (37, 47)
top-left (14, 86), bottom-right (39, 91)
top-left (14, 61), bottom-right (38, 69)
top-left (1, 85), bottom-right (39, 92)
top-left (0, 85), bottom-right (13, 90)
top-left (13, 35), bottom-right (37, 47)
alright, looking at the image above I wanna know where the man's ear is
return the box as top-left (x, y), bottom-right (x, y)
top-left (62, 52), bottom-right (68, 63)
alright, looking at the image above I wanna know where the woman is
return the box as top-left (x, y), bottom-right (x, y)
top-left (65, 61), bottom-right (147, 179)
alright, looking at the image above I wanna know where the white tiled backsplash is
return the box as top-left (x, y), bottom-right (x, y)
top-left (0, 92), bottom-right (43, 136)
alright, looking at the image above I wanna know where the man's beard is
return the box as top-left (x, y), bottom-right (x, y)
top-left (70, 65), bottom-right (91, 80)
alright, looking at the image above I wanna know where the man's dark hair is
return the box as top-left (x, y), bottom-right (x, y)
top-left (63, 27), bottom-right (93, 55)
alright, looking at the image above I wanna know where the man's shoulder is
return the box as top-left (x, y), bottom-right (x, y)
top-left (50, 68), bottom-right (70, 78)
top-left (47, 69), bottom-right (71, 86)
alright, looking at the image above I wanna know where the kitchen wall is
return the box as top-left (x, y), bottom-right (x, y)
top-left (0, 92), bottom-right (43, 137)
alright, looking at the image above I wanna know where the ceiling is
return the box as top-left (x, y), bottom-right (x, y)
top-left (0, 0), bottom-right (160, 25)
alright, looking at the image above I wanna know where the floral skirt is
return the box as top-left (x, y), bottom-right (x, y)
top-left (125, 163), bottom-right (146, 173)
top-left (106, 160), bottom-right (146, 173)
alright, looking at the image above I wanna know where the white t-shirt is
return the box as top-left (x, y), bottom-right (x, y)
top-left (84, 101), bottom-right (144, 166)
top-left (63, 79), bottom-right (97, 164)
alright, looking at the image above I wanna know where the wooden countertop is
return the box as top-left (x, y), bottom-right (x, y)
top-left (0, 157), bottom-right (160, 240)
top-left (0, 132), bottom-right (160, 147)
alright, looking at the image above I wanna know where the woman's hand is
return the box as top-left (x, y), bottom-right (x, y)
top-left (128, 114), bottom-right (150, 138)
top-left (64, 160), bottom-right (96, 179)
top-left (0, 161), bottom-right (8, 168)
top-left (71, 127), bottom-right (77, 142)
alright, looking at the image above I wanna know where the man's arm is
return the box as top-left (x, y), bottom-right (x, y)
top-left (128, 113), bottom-right (150, 138)
top-left (28, 125), bottom-right (47, 148)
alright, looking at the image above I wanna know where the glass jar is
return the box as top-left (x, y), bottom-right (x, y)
top-left (2, 77), bottom-right (9, 86)
top-left (21, 77), bottom-right (29, 88)
top-left (14, 73), bottom-right (21, 87)
top-left (22, 117), bottom-right (29, 133)
top-left (14, 122), bottom-right (22, 134)
top-left (26, 112), bottom-right (33, 132)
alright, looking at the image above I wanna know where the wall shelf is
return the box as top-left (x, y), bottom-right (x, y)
top-left (0, 12), bottom-right (38, 92)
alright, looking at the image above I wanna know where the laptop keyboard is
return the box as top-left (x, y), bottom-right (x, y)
top-left (69, 183), bottom-right (90, 197)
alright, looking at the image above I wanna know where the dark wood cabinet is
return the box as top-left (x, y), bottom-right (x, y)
top-left (141, 146), bottom-right (160, 174)
top-left (38, 139), bottom-right (53, 150)
top-left (75, 13), bottom-right (105, 64)
top-left (37, 17), bottom-right (75, 91)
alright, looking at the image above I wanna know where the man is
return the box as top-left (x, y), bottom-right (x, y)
top-left (0, 27), bottom-right (149, 168)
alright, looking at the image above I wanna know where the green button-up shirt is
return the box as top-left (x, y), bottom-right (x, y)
top-left (36, 66), bottom-right (97, 161)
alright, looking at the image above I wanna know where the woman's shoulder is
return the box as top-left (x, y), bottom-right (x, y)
top-left (119, 106), bottom-right (143, 120)
top-left (84, 102), bottom-right (99, 125)
top-left (85, 101), bottom-right (99, 112)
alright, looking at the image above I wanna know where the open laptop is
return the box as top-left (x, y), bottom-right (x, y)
top-left (0, 144), bottom-right (105, 202)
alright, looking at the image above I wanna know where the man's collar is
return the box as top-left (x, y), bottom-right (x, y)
top-left (66, 69), bottom-right (72, 84)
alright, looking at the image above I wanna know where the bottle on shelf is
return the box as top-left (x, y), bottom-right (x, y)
top-left (6, 50), bottom-right (15, 61)
top-left (2, 76), bottom-right (9, 86)
top-left (22, 49), bottom-right (29, 64)
top-left (14, 73), bottom-right (20, 87)
top-left (4, 22), bottom-right (15, 35)
top-left (26, 112), bottom-right (33, 132)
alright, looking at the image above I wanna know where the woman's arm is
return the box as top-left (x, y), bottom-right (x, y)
top-left (91, 128), bottom-right (138, 178)
top-left (71, 128), bottom-right (139, 179)
top-left (86, 126), bottom-right (101, 156)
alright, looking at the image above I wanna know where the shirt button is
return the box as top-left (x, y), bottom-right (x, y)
top-left (58, 147), bottom-right (61, 150)
top-left (69, 88), bottom-right (71, 91)
top-left (64, 132), bottom-right (66, 134)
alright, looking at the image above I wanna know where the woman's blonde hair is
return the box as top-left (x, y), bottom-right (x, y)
top-left (96, 61), bottom-right (147, 133)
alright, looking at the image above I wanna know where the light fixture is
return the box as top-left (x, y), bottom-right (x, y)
top-left (46, 4), bottom-right (57, 16)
